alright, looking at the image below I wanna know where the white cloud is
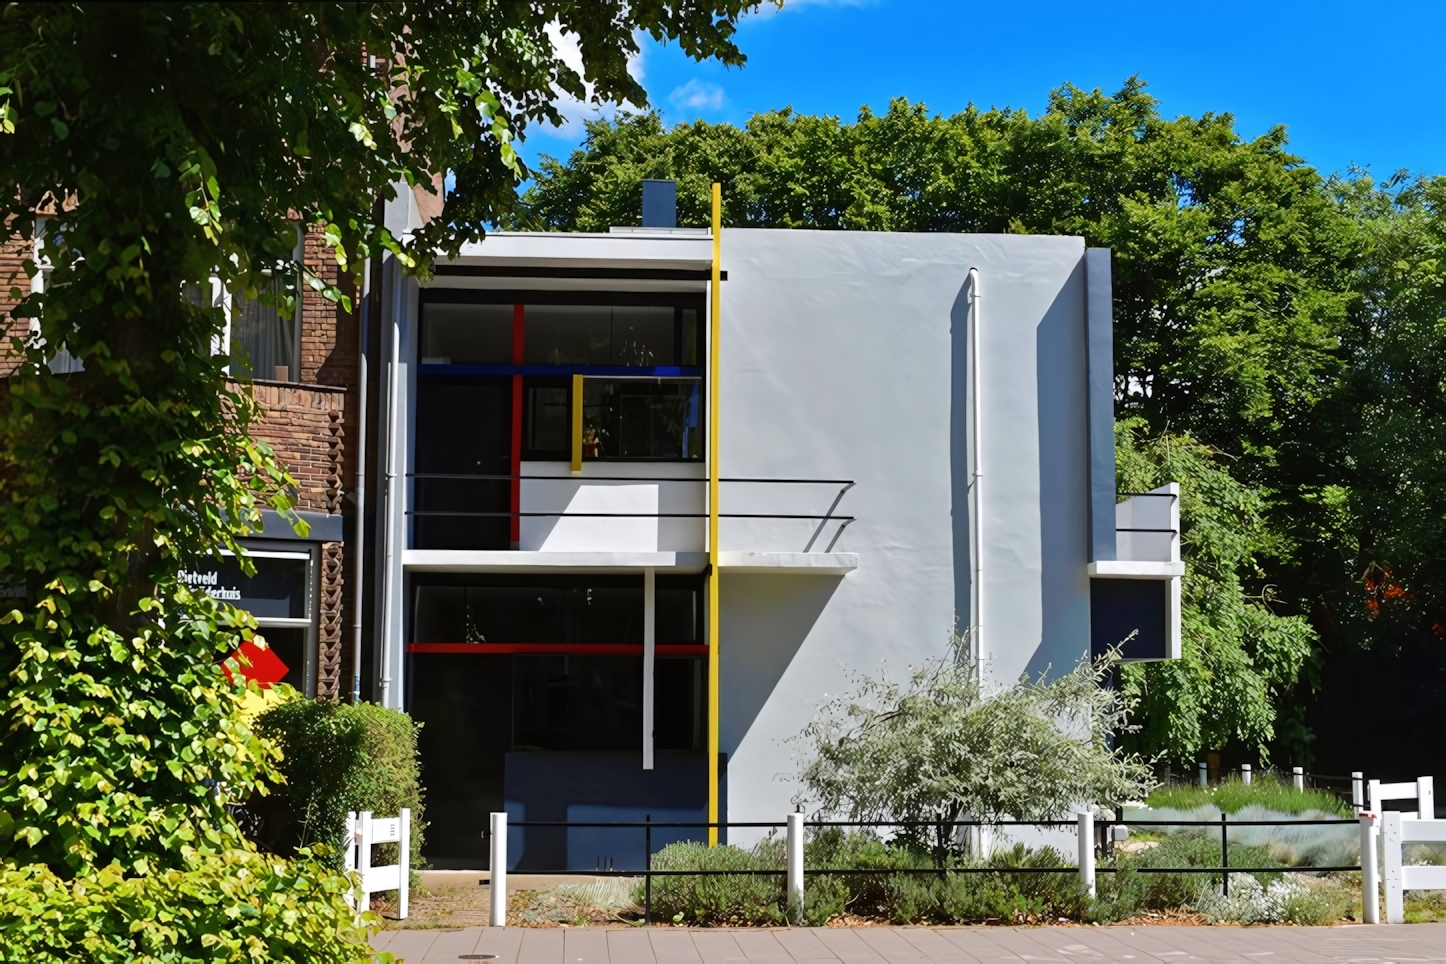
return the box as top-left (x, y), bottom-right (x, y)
top-left (535, 24), bottom-right (646, 139)
top-left (668, 79), bottom-right (726, 112)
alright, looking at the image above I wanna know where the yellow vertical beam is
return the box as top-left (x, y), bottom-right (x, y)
top-left (571, 373), bottom-right (584, 474)
top-left (707, 183), bottom-right (722, 846)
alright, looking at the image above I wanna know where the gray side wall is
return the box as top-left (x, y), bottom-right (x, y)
top-left (716, 229), bottom-right (1092, 825)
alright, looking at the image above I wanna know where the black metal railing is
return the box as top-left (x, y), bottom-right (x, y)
top-left (488, 813), bottom-right (1361, 924)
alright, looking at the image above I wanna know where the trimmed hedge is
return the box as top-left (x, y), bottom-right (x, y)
top-left (251, 700), bottom-right (424, 874)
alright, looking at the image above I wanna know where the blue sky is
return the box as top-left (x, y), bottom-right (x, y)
top-left (522, 0), bottom-right (1444, 182)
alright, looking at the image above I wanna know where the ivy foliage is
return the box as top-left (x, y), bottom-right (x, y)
top-left (0, 1), bottom-right (758, 953)
top-left (1115, 420), bottom-right (1316, 765)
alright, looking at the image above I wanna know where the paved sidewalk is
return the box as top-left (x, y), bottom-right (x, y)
top-left (372, 923), bottom-right (1446, 962)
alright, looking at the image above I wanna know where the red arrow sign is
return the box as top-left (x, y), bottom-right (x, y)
top-left (224, 638), bottom-right (290, 688)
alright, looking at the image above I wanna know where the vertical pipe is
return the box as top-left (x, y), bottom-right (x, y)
top-left (643, 567), bottom-right (655, 770)
top-left (1077, 811), bottom-right (1095, 898)
top-left (1292, 766), bottom-right (1304, 792)
top-left (644, 815), bottom-right (653, 926)
top-left (1360, 811), bottom-right (1379, 924)
top-left (511, 304), bottom-right (524, 548)
top-left (350, 257), bottom-right (370, 704)
top-left (787, 811), bottom-right (805, 923)
top-left (570, 372), bottom-right (584, 475)
top-left (1353, 771), bottom-right (1365, 814)
top-left (968, 268), bottom-right (983, 676)
top-left (707, 183), bottom-right (723, 847)
top-left (1198, 761), bottom-right (1208, 788)
top-left (489, 811), bottom-right (508, 926)
top-left (378, 302), bottom-right (400, 708)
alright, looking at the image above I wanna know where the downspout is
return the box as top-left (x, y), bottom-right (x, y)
top-left (378, 281), bottom-right (400, 708)
top-left (350, 236), bottom-right (376, 704)
top-left (968, 267), bottom-right (983, 678)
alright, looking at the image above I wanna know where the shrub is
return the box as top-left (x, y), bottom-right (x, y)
top-left (251, 700), bottom-right (425, 875)
top-left (0, 849), bottom-right (381, 963)
top-left (644, 842), bottom-right (785, 926)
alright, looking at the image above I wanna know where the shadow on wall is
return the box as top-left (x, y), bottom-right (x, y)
top-left (950, 279), bottom-right (973, 636)
top-left (718, 573), bottom-right (843, 757)
top-left (1028, 260), bottom-right (1091, 682)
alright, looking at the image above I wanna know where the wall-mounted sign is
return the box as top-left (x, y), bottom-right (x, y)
top-left (179, 553), bottom-right (309, 620)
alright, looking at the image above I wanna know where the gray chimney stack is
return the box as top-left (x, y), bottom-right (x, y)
top-left (641, 179), bottom-right (677, 228)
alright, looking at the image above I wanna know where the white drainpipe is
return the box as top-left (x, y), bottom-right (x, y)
top-left (379, 298), bottom-right (400, 708)
top-left (969, 267), bottom-right (983, 677)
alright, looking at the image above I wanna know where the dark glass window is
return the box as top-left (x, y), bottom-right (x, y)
top-left (523, 305), bottom-right (681, 366)
top-left (412, 575), bottom-right (700, 645)
top-left (523, 377), bottom-right (570, 459)
top-left (180, 554), bottom-right (309, 620)
top-left (258, 625), bottom-right (307, 690)
top-left (413, 375), bottom-right (511, 550)
top-left (656, 657), bottom-right (705, 750)
top-left (583, 379), bottom-right (702, 460)
top-left (421, 303), bottom-right (513, 364)
top-left (513, 655), bottom-right (642, 751)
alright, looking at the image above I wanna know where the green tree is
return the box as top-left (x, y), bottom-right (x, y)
top-left (514, 83), bottom-right (1359, 461)
top-left (0, 1), bottom-right (754, 951)
top-left (1114, 420), bottom-right (1316, 765)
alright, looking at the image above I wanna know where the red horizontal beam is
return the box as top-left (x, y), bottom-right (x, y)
top-left (406, 643), bottom-right (708, 656)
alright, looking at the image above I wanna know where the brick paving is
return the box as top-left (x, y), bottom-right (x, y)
top-left (372, 923), bottom-right (1446, 963)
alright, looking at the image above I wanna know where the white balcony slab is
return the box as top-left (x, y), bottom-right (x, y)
top-left (402, 549), bottom-right (859, 575)
top-left (1088, 560), bottom-right (1185, 579)
top-left (404, 550), bottom-right (707, 574)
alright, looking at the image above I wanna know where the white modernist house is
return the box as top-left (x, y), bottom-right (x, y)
top-left (366, 188), bottom-right (1182, 869)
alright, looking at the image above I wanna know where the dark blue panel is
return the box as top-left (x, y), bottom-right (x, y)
top-left (1091, 578), bottom-right (1167, 661)
top-left (1086, 249), bottom-right (1117, 563)
top-left (642, 179), bottom-right (678, 228)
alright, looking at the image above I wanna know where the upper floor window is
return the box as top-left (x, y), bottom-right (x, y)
top-left (417, 291), bottom-right (704, 462)
top-left (230, 277), bottom-right (299, 382)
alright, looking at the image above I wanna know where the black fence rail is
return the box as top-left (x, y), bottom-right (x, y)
top-left (491, 814), bottom-right (1362, 925)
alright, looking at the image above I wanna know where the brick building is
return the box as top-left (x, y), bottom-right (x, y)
top-left (1, 222), bottom-right (366, 701)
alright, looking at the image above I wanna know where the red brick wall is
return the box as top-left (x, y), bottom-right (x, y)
top-left (246, 381), bottom-right (347, 514)
top-left (300, 226), bottom-right (358, 390)
top-left (0, 235), bottom-right (34, 379)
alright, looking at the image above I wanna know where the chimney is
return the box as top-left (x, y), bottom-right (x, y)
top-left (641, 179), bottom-right (677, 229)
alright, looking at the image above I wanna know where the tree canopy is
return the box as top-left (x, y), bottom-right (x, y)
top-left (0, 0), bottom-right (756, 938)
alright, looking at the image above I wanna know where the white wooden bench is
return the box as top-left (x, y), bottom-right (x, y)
top-left (345, 808), bottom-right (411, 920)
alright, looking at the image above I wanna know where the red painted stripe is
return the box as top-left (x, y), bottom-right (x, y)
top-left (406, 643), bottom-right (709, 656)
top-left (510, 304), bottom-right (525, 545)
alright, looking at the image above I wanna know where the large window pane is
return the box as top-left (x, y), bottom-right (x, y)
top-left (422, 303), bottom-right (513, 364)
top-left (523, 306), bottom-right (612, 365)
top-left (413, 375), bottom-right (511, 550)
top-left (231, 279), bottom-right (296, 381)
top-left (583, 379), bottom-right (702, 460)
top-left (513, 655), bottom-right (642, 751)
top-left (609, 307), bottom-right (674, 365)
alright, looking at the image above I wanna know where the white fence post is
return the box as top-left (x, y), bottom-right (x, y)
top-left (344, 811), bottom-right (359, 911)
top-left (1360, 812), bottom-right (1379, 925)
top-left (1077, 811), bottom-right (1095, 898)
top-left (399, 808), bottom-right (411, 920)
top-left (787, 812), bottom-right (805, 925)
top-left (1352, 771), bottom-right (1364, 814)
top-left (358, 809), bottom-right (373, 913)
top-left (1417, 776), bottom-right (1435, 820)
top-left (1292, 766), bottom-right (1304, 792)
top-left (1240, 763), bottom-right (1252, 786)
top-left (1383, 810), bottom-right (1404, 924)
top-left (1198, 761), bottom-right (1208, 788)
top-left (489, 811), bottom-right (508, 927)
